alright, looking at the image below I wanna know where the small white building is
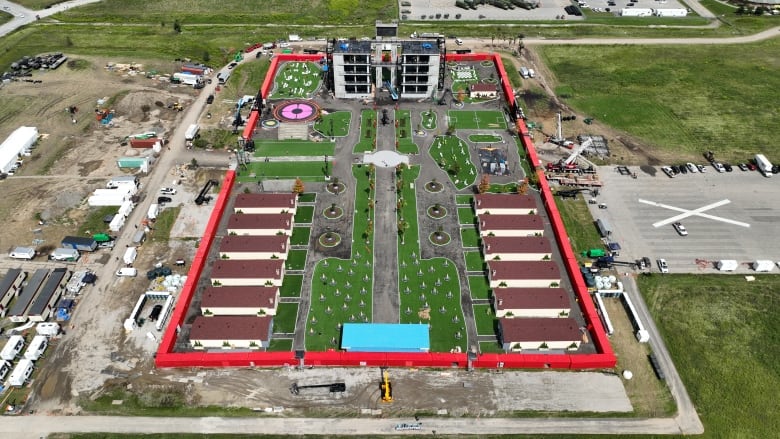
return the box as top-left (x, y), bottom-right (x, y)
top-left (0, 126), bottom-right (38, 174)
top-left (23, 335), bottom-right (48, 361)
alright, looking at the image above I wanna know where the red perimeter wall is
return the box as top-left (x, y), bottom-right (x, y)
top-left (156, 52), bottom-right (615, 370)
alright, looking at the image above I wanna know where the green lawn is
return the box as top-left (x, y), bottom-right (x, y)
top-left (236, 161), bottom-right (329, 183)
top-left (148, 207), bottom-right (181, 242)
top-left (460, 227), bottom-right (480, 248)
top-left (473, 303), bottom-right (497, 335)
top-left (395, 109), bottom-right (418, 154)
top-left (279, 274), bottom-right (302, 298)
top-left (539, 39), bottom-right (780, 162)
top-left (464, 250), bottom-right (484, 272)
top-left (78, 205), bottom-right (119, 236)
top-left (488, 182), bottom-right (520, 194)
top-left (298, 193), bottom-right (316, 203)
top-left (305, 165), bottom-right (375, 351)
top-left (458, 207), bottom-right (477, 225)
top-left (397, 165), bottom-right (466, 352)
top-left (290, 227), bottom-right (310, 246)
top-left (456, 194), bottom-right (473, 205)
top-left (354, 110), bottom-right (377, 153)
top-left (467, 275), bottom-right (491, 300)
top-left (268, 61), bottom-right (321, 99)
top-left (267, 338), bottom-right (293, 351)
top-left (273, 302), bottom-right (299, 333)
top-left (222, 58), bottom-right (271, 99)
top-left (421, 110), bottom-right (437, 130)
top-left (479, 340), bottom-right (504, 354)
top-left (313, 111), bottom-right (351, 137)
top-left (447, 110), bottom-right (507, 130)
top-left (429, 135), bottom-right (477, 190)
top-left (469, 134), bottom-right (503, 143)
top-left (294, 205), bottom-right (314, 224)
top-left (252, 140), bottom-right (334, 158)
top-left (639, 274), bottom-right (780, 438)
top-left (554, 194), bottom-right (604, 262)
top-left (285, 249), bottom-right (307, 270)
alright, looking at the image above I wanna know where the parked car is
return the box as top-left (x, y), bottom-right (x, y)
top-left (738, 163), bottom-right (749, 171)
top-left (657, 258), bottom-right (669, 274)
top-left (747, 162), bottom-right (757, 171)
top-left (671, 165), bottom-right (681, 174)
top-left (712, 162), bottom-right (725, 173)
top-left (672, 222), bottom-right (688, 236)
top-left (206, 94), bottom-right (214, 104)
top-left (160, 187), bottom-right (177, 195)
top-left (686, 163), bottom-right (698, 173)
top-left (723, 163), bottom-right (733, 172)
top-left (157, 196), bottom-right (172, 204)
top-left (661, 166), bottom-right (675, 178)
top-left (678, 165), bottom-right (688, 174)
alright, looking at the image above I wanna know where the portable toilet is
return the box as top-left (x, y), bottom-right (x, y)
top-left (8, 358), bottom-right (34, 387)
top-left (24, 335), bottom-right (48, 361)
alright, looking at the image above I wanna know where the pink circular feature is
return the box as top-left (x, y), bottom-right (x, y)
top-left (281, 103), bottom-right (314, 120)
top-left (273, 99), bottom-right (321, 124)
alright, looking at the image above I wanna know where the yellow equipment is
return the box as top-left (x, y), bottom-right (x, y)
top-left (381, 368), bottom-right (393, 403)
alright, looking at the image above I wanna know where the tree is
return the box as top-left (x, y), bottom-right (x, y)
top-left (517, 179), bottom-right (529, 195)
top-left (478, 175), bottom-right (491, 194)
top-left (292, 177), bottom-right (305, 194)
top-left (203, 51), bottom-right (210, 62)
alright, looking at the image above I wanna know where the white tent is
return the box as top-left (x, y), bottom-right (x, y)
top-left (0, 126), bottom-right (38, 173)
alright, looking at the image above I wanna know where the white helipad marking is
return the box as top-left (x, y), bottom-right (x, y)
top-left (638, 198), bottom-right (750, 228)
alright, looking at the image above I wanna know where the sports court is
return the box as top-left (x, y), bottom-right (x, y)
top-left (447, 110), bottom-right (507, 130)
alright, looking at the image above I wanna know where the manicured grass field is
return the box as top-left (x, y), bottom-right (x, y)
top-left (464, 250), bottom-right (484, 272)
top-left (236, 161), bottom-right (329, 183)
top-left (253, 140), bottom-right (334, 158)
top-left (460, 227), bottom-right (480, 248)
top-left (273, 302), bottom-right (299, 333)
top-left (488, 182), bottom-right (519, 193)
top-left (467, 275), bottom-right (491, 300)
top-left (305, 165), bottom-right (375, 351)
top-left (473, 303), bottom-right (497, 335)
top-left (293, 206), bottom-right (314, 224)
top-left (354, 110), bottom-right (377, 153)
top-left (639, 273), bottom-right (780, 438)
top-left (447, 110), bottom-right (507, 130)
top-left (279, 274), bottom-right (302, 297)
top-left (285, 249), bottom-right (307, 270)
top-left (429, 135), bottom-right (477, 190)
top-left (222, 59), bottom-right (271, 99)
top-left (538, 39), bottom-right (780, 162)
top-left (397, 165), bottom-right (466, 352)
top-left (455, 194), bottom-right (473, 205)
top-left (290, 227), bottom-right (310, 246)
top-left (395, 109), bottom-right (418, 154)
top-left (298, 193), bottom-right (316, 203)
top-left (267, 338), bottom-right (293, 351)
top-left (469, 134), bottom-right (503, 143)
top-left (457, 207), bottom-right (476, 225)
top-left (421, 110), bottom-right (437, 130)
top-left (313, 111), bottom-right (351, 137)
top-left (268, 61), bottom-right (321, 99)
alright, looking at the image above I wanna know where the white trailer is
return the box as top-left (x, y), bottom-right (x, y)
top-left (716, 260), bottom-right (739, 272)
top-left (754, 154), bottom-right (773, 177)
top-left (621, 8), bottom-right (653, 16)
top-left (185, 124), bottom-right (200, 141)
top-left (172, 72), bottom-right (204, 87)
top-left (0, 335), bottom-right (25, 361)
top-left (123, 247), bottom-right (138, 265)
top-left (752, 260), bottom-right (774, 272)
top-left (23, 335), bottom-right (48, 361)
top-left (36, 322), bottom-right (61, 337)
top-left (147, 203), bottom-right (159, 221)
top-left (108, 214), bottom-right (126, 232)
top-left (50, 248), bottom-right (80, 262)
top-left (9, 247), bottom-right (36, 260)
top-left (8, 358), bottom-right (33, 387)
top-left (654, 9), bottom-right (688, 17)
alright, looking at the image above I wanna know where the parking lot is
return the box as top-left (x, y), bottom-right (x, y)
top-left (592, 165), bottom-right (780, 273)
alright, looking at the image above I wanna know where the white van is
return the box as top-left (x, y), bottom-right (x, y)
top-left (8, 359), bottom-right (33, 387)
top-left (24, 335), bottom-right (48, 361)
top-left (116, 268), bottom-right (137, 277)
top-left (9, 246), bottom-right (36, 260)
top-left (519, 67), bottom-right (530, 79)
top-left (455, 38), bottom-right (463, 46)
top-left (0, 335), bottom-right (25, 361)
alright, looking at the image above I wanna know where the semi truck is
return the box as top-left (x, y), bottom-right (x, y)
top-left (754, 154), bottom-right (773, 177)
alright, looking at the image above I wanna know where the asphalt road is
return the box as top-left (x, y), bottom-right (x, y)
top-left (0, 0), bottom-right (103, 38)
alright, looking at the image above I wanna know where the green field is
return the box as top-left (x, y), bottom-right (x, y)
top-left (236, 160), bottom-right (329, 183)
top-left (267, 61), bottom-right (321, 99)
top-left (429, 135), bottom-right (478, 190)
top-left (252, 140), bottom-right (334, 158)
top-left (395, 109), bottom-right (418, 154)
top-left (313, 111), bottom-right (351, 137)
top-left (421, 110), bottom-right (437, 130)
top-left (279, 274), bottom-right (303, 297)
top-left (469, 134), bottom-right (503, 143)
top-left (448, 110), bottom-right (507, 130)
top-left (289, 227), bottom-right (310, 245)
top-left (539, 39), bottom-right (780, 162)
top-left (222, 59), bottom-right (271, 100)
top-left (639, 274), bottom-right (780, 438)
